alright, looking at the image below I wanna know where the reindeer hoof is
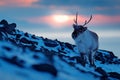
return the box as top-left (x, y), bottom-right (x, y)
top-left (81, 61), bottom-right (86, 67)
top-left (81, 63), bottom-right (86, 67)
top-left (89, 64), bottom-right (96, 68)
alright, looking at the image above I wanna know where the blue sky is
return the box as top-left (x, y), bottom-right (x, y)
top-left (0, 0), bottom-right (120, 57)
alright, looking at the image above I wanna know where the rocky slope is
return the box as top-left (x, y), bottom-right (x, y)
top-left (0, 19), bottom-right (120, 80)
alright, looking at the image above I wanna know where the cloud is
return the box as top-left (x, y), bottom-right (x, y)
top-left (39, 0), bottom-right (120, 9)
top-left (36, 0), bottom-right (120, 15)
top-left (0, 0), bottom-right (39, 7)
top-left (40, 0), bottom-right (110, 7)
top-left (24, 14), bottom-right (120, 28)
top-left (95, 30), bottom-right (120, 38)
top-left (92, 15), bottom-right (120, 24)
top-left (24, 14), bottom-right (89, 28)
top-left (25, 15), bottom-right (73, 28)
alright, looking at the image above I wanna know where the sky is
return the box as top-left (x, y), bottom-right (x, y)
top-left (0, 0), bottom-right (120, 57)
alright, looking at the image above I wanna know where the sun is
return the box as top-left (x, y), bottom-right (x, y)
top-left (53, 15), bottom-right (69, 23)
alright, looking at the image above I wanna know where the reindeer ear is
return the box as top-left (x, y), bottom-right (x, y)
top-left (84, 27), bottom-right (87, 31)
top-left (73, 24), bottom-right (75, 26)
top-left (73, 24), bottom-right (76, 28)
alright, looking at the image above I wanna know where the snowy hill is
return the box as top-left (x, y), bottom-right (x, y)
top-left (0, 19), bottom-right (120, 80)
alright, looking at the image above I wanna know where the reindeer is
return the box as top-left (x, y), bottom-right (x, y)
top-left (72, 13), bottom-right (99, 67)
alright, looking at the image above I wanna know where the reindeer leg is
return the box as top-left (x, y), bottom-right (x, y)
top-left (92, 51), bottom-right (96, 68)
top-left (80, 53), bottom-right (86, 67)
top-left (88, 52), bottom-right (92, 67)
top-left (89, 51), bottom-right (96, 67)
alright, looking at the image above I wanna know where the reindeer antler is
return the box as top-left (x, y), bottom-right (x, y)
top-left (83, 15), bottom-right (92, 26)
top-left (74, 12), bottom-right (78, 25)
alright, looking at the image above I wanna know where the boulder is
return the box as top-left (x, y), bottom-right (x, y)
top-left (32, 64), bottom-right (57, 76)
top-left (1, 56), bottom-right (24, 68)
top-left (0, 19), bottom-right (8, 26)
top-left (95, 50), bottom-right (118, 64)
top-left (16, 34), bottom-right (22, 39)
top-left (65, 42), bottom-right (74, 50)
top-left (44, 38), bottom-right (58, 47)
top-left (2, 46), bottom-right (12, 51)
top-left (31, 35), bottom-right (38, 39)
top-left (20, 38), bottom-right (38, 45)
top-left (24, 32), bottom-right (29, 37)
top-left (5, 23), bottom-right (16, 34)
top-left (108, 72), bottom-right (120, 79)
top-left (9, 23), bottom-right (16, 30)
top-left (95, 67), bottom-right (108, 77)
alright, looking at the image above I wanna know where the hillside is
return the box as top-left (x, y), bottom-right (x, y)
top-left (0, 19), bottom-right (120, 80)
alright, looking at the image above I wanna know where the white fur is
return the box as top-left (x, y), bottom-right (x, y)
top-left (74, 29), bottom-right (98, 66)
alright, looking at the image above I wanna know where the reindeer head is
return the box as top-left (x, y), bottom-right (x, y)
top-left (73, 12), bottom-right (92, 33)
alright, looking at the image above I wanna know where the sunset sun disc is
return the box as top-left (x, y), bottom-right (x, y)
top-left (53, 15), bottom-right (69, 23)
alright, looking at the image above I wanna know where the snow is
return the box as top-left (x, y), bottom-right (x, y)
top-left (0, 41), bottom-right (100, 80)
top-left (54, 56), bottom-right (99, 80)
top-left (0, 59), bottom-right (54, 80)
top-left (98, 50), bottom-right (110, 55)
top-left (96, 61), bottom-right (120, 74)
top-left (0, 42), bottom-right (99, 80)
top-left (0, 22), bottom-right (120, 80)
top-left (0, 24), bottom-right (4, 27)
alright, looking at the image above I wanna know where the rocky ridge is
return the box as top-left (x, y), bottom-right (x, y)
top-left (0, 19), bottom-right (120, 80)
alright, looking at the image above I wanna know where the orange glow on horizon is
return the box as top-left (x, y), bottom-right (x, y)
top-left (0, 0), bottom-right (38, 7)
top-left (25, 14), bottom-right (120, 29)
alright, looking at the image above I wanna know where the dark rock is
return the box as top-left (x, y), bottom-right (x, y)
top-left (1, 56), bottom-right (24, 68)
top-left (19, 60), bottom-right (25, 64)
top-left (0, 32), bottom-right (3, 40)
top-left (95, 50), bottom-right (118, 64)
top-left (113, 59), bottom-right (120, 64)
top-left (2, 46), bottom-right (12, 51)
top-left (24, 32), bottom-right (29, 37)
top-left (108, 72), bottom-right (120, 79)
top-left (16, 34), bottom-right (22, 39)
top-left (44, 42), bottom-right (58, 47)
top-left (58, 42), bottom-right (65, 50)
top-left (0, 20), bottom-right (7, 32)
top-left (5, 23), bottom-right (16, 34)
top-left (8, 38), bottom-right (17, 44)
top-left (21, 44), bottom-right (36, 51)
top-left (32, 64), bottom-right (57, 76)
top-left (33, 54), bottom-right (39, 59)
top-left (31, 35), bottom-right (37, 39)
top-left (20, 38), bottom-right (38, 45)
top-left (9, 23), bottom-right (16, 29)
top-left (29, 44), bottom-right (36, 51)
top-left (69, 56), bottom-right (86, 66)
top-left (65, 42), bottom-right (74, 50)
top-left (0, 26), bottom-right (5, 32)
top-left (100, 76), bottom-right (108, 80)
top-left (58, 49), bottom-right (67, 54)
top-left (44, 39), bottom-right (58, 47)
top-left (0, 19), bottom-right (8, 26)
top-left (95, 52), bottom-right (105, 63)
top-left (71, 56), bottom-right (81, 63)
top-left (58, 54), bottom-right (64, 58)
top-left (95, 67), bottom-right (107, 77)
